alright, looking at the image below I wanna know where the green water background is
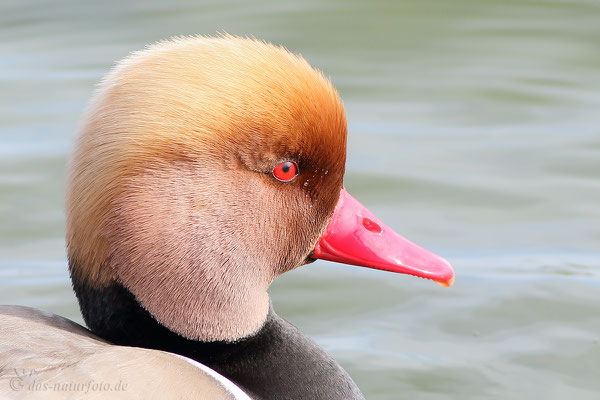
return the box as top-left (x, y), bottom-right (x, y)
top-left (1, 1), bottom-right (599, 398)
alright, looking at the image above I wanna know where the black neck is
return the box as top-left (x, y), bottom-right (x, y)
top-left (71, 276), bottom-right (364, 400)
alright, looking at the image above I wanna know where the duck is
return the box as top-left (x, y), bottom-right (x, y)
top-left (0, 35), bottom-right (454, 400)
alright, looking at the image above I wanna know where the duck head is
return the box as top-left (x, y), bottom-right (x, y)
top-left (66, 36), bottom-right (453, 343)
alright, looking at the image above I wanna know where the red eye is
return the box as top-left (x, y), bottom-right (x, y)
top-left (273, 161), bottom-right (298, 182)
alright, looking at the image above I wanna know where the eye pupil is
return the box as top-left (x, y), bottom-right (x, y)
top-left (282, 164), bottom-right (290, 173)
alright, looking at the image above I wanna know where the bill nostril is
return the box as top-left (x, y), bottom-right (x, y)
top-left (362, 217), bottom-right (382, 234)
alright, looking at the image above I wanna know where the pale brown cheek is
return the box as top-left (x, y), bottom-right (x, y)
top-left (105, 163), bottom-right (272, 341)
top-left (262, 181), bottom-right (337, 274)
top-left (100, 153), bottom-right (341, 340)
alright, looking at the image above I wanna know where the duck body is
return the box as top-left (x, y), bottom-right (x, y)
top-left (0, 305), bottom-right (250, 400)
top-left (1, 35), bottom-right (454, 399)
